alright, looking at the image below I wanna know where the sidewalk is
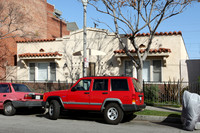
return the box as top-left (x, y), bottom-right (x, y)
top-left (134, 106), bottom-right (182, 123)
top-left (146, 106), bottom-right (182, 113)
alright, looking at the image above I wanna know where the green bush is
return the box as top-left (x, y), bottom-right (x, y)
top-left (144, 84), bottom-right (159, 103)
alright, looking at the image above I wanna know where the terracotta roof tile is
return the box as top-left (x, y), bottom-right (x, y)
top-left (19, 51), bottom-right (62, 57)
top-left (125, 31), bottom-right (182, 37)
top-left (16, 38), bottom-right (56, 43)
top-left (114, 48), bottom-right (171, 54)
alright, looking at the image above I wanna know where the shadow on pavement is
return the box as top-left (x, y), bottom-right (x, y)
top-left (16, 108), bottom-right (45, 115)
top-left (153, 114), bottom-right (183, 130)
top-left (0, 108), bottom-right (45, 116)
top-left (36, 110), bottom-right (136, 124)
top-left (36, 110), bottom-right (106, 124)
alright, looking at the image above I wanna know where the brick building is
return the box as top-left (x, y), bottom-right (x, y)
top-left (0, 0), bottom-right (70, 80)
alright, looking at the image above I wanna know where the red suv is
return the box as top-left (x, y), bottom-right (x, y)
top-left (0, 83), bottom-right (43, 116)
top-left (43, 76), bottom-right (145, 124)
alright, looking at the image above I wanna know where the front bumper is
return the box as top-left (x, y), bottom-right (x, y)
top-left (122, 104), bottom-right (146, 112)
top-left (12, 101), bottom-right (42, 108)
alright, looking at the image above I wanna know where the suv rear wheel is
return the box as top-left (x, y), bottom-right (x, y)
top-left (3, 102), bottom-right (16, 116)
top-left (48, 100), bottom-right (60, 120)
top-left (104, 103), bottom-right (124, 125)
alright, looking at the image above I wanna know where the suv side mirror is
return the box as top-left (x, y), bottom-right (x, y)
top-left (71, 87), bottom-right (77, 92)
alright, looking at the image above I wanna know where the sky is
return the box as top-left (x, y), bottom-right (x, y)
top-left (47, 0), bottom-right (200, 59)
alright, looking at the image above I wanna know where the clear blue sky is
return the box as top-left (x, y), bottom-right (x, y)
top-left (47, 0), bottom-right (200, 59)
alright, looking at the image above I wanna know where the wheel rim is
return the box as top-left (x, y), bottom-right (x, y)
top-left (107, 107), bottom-right (118, 121)
top-left (49, 104), bottom-right (54, 116)
top-left (5, 105), bottom-right (12, 114)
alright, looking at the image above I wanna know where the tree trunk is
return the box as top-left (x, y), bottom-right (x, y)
top-left (137, 59), bottom-right (143, 90)
top-left (137, 67), bottom-right (143, 89)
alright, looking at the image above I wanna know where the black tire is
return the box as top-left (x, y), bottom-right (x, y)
top-left (3, 102), bottom-right (16, 116)
top-left (104, 103), bottom-right (124, 125)
top-left (48, 100), bottom-right (60, 120)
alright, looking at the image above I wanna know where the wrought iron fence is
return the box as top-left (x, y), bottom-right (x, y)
top-left (0, 80), bottom-right (73, 93)
top-left (143, 81), bottom-right (200, 106)
top-left (1, 79), bottom-right (200, 106)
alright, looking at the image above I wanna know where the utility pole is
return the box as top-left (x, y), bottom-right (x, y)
top-left (82, 0), bottom-right (88, 77)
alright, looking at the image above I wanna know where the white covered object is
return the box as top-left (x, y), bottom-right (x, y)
top-left (181, 91), bottom-right (200, 131)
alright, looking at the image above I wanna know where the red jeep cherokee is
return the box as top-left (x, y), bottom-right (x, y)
top-left (43, 76), bottom-right (146, 124)
top-left (0, 83), bottom-right (43, 116)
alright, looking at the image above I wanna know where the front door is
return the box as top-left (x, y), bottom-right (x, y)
top-left (66, 79), bottom-right (91, 110)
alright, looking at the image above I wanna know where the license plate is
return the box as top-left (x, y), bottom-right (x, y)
top-left (36, 95), bottom-right (41, 100)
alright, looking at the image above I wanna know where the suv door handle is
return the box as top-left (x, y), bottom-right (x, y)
top-left (84, 92), bottom-right (90, 94)
top-left (3, 95), bottom-right (6, 97)
top-left (102, 92), bottom-right (108, 94)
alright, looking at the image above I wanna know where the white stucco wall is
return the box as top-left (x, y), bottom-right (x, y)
top-left (17, 28), bottom-right (189, 82)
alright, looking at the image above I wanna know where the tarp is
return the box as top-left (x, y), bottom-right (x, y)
top-left (181, 91), bottom-right (200, 131)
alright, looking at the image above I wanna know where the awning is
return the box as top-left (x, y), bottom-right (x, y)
top-left (18, 51), bottom-right (62, 59)
top-left (18, 51), bottom-right (62, 68)
top-left (73, 48), bottom-right (106, 56)
top-left (114, 48), bottom-right (171, 66)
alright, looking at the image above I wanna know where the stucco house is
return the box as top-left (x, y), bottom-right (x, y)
top-left (16, 28), bottom-right (189, 83)
top-left (1, 0), bottom-right (70, 80)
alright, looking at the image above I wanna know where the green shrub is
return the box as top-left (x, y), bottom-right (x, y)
top-left (144, 84), bottom-right (159, 103)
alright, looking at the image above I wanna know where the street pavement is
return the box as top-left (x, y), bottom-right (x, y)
top-left (1, 106), bottom-right (199, 132)
top-left (0, 113), bottom-right (198, 133)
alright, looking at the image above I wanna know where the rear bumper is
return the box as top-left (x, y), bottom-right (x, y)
top-left (41, 101), bottom-right (47, 107)
top-left (122, 104), bottom-right (146, 112)
top-left (12, 101), bottom-right (42, 108)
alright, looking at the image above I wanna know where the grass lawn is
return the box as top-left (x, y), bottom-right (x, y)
top-left (134, 109), bottom-right (181, 118)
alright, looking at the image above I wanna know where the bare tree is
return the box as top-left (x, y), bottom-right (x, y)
top-left (0, 1), bottom-right (35, 80)
top-left (88, 0), bottom-right (191, 86)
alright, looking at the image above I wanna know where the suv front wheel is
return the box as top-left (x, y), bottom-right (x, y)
top-left (48, 100), bottom-right (60, 120)
top-left (104, 103), bottom-right (124, 125)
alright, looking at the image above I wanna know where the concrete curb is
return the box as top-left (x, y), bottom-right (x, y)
top-left (134, 115), bottom-right (181, 123)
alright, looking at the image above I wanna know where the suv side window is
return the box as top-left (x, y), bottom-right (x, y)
top-left (74, 79), bottom-right (91, 91)
top-left (0, 84), bottom-right (10, 93)
top-left (93, 79), bottom-right (108, 91)
top-left (111, 79), bottom-right (129, 91)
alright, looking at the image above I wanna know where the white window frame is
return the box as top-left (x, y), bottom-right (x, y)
top-left (124, 60), bottom-right (136, 77)
top-left (152, 60), bottom-right (162, 82)
top-left (143, 60), bottom-right (150, 82)
top-left (123, 59), bottom-right (162, 82)
top-left (28, 62), bottom-right (57, 81)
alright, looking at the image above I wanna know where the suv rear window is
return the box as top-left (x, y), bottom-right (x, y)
top-left (132, 79), bottom-right (142, 92)
top-left (111, 79), bottom-right (129, 91)
top-left (93, 79), bottom-right (108, 91)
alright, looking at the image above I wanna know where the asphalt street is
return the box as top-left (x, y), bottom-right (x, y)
top-left (0, 111), bottom-right (199, 133)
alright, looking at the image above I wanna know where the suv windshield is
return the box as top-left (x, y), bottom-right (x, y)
top-left (132, 79), bottom-right (142, 92)
top-left (12, 84), bottom-right (31, 92)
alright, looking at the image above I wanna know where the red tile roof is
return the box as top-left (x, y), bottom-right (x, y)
top-left (125, 31), bottom-right (182, 37)
top-left (16, 38), bottom-right (56, 43)
top-left (19, 51), bottom-right (62, 57)
top-left (114, 48), bottom-right (171, 54)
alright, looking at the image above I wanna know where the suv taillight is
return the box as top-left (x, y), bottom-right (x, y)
top-left (24, 94), bottom-right (32, 99)
top-left (132, 94), bottom-right (136, 104)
